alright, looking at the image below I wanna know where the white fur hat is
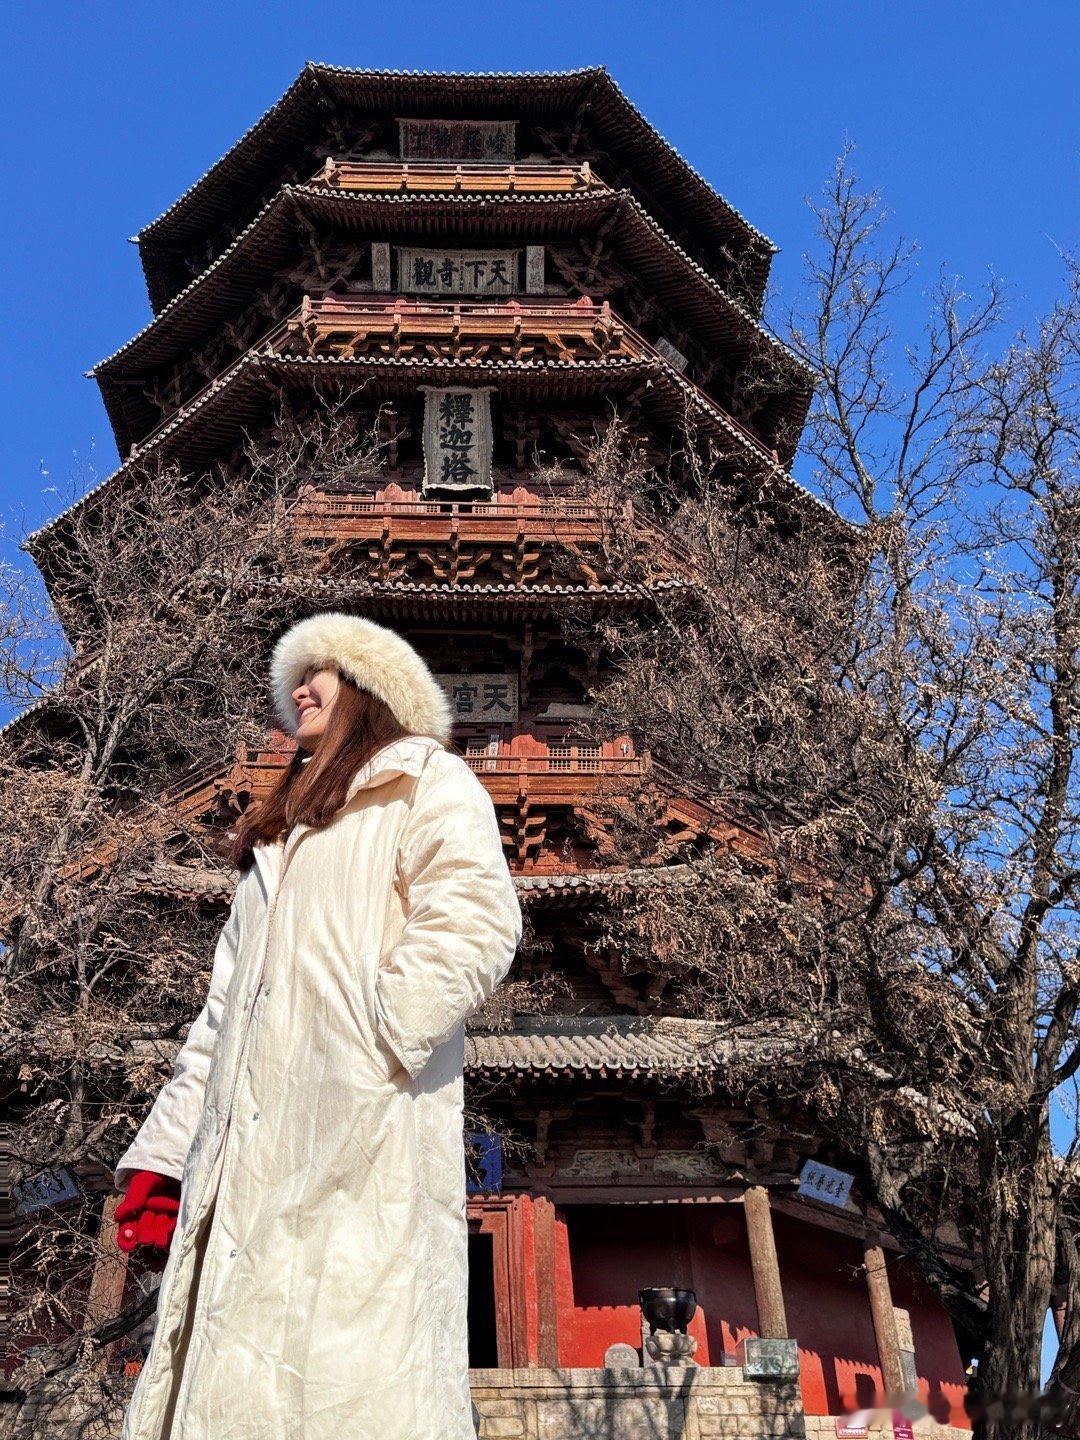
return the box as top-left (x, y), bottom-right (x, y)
top-left (269, 611), bottom-right (452, 744)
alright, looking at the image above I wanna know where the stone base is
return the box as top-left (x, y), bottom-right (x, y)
top-left (803, 1417), bottom-right (968, 1439)
top-left (469, 1366), bottom-right (805, 1440)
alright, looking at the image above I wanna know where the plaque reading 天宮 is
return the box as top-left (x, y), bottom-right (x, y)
top-left (439, 674), bottom-right (519, 722)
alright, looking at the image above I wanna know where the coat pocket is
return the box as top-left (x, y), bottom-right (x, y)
top-left (346, 948), bottom-right (410, 1086)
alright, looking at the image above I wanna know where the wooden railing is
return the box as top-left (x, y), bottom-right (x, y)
top-left (300, 492), bottom-right (604, 520)
top-left (462, 753), bottom-right (642, 777)
top-left (312, 159), bottom-right (604, 195)
top-left (294, 491), bottom-right (625, 547)
top-left (277, 296), bottom-right (632, 363)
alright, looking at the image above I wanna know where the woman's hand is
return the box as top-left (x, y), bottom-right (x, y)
top-left (115, 1170), bottom-right (182, 1271)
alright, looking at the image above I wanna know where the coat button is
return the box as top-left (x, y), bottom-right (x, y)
top-left (252, 1111), bottom-right (260, 1121)
top-left (228, 1248), bottom-right (237, 1258)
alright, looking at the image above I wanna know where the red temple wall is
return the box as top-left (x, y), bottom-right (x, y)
top-left (552, 1202), bottom-right (969, 1426)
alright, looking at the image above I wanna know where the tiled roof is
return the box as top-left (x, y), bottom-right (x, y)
top-left (140, 861), bottom-right (694, 903)
top-left (466, 1016), bottom-right (978, 1132)
top-left (133, 66), bottom-right (775, 310)
top-left (93, 187), bottom-right (809, 460)
top-left (466, 1015), bottom-right (799, 1077)
top-left (100, 189), bottom-right (793, 381)
top-left (34, 351), bottom-right (834, 555)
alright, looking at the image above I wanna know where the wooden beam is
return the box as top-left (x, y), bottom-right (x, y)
top-left (743, 1185), bottom-right (788, 1339)
top-left (863, 1239), bottom-right (905, 1395)
top-left (84, 1194), bottom-right (129, 1372)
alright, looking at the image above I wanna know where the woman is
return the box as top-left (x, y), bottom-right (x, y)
top-left (113, 611), bottom-right (522, 1440)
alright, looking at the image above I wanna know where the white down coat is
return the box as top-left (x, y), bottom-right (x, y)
top-left (114, 734), bottom-right (522, 1440)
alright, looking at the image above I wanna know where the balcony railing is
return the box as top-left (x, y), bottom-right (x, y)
top-left (461, 753), bottom-right (642, 777)
top-left (312, 159), bottom-right (604, 196)
top-left (276, 296), bottom-right (632, 363)
top-left (296, 491), bottom-right (613, 536)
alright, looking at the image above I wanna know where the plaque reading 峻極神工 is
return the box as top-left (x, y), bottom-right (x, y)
top-left (399, 118), bottom-right (516, 161)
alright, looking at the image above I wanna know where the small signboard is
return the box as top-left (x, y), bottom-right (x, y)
top-left (892, 1413), bottom-right (916, 1439)
top-left (441, 673), bottom-right (518, 723)
top-left (835, 1417), bottom-right (870, 1438)
top-left (466, 1131), bottom-right (503, 1193)
top-left (798, 1159), bottom-right (856, 1209)
top-left (739, 1337), bottom-right (800, 1379)
top-left (15, 1166), bottom-right (81, 1215)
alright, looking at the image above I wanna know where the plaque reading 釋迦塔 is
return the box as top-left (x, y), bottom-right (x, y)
top-left (421, 387), bottom-right (494, 494)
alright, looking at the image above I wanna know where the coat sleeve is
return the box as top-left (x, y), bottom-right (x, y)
top-left (373, 754), bottom-right (522, 1080)
top-left (113, 889), bottom-right (244, 1192)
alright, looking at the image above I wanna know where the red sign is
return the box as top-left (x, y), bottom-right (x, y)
top-left (892, 1414), bottom-right (916, 1440)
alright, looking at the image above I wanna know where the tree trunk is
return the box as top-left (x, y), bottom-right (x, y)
top-left (975, 1122), bottom-right (1058, 1440)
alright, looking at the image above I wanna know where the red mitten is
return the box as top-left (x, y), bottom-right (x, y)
top-left (116, 1170), bottom-right (182, 1269)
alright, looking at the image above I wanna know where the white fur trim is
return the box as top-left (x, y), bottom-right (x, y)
top-left (270, 612), bottom-right (452, 744)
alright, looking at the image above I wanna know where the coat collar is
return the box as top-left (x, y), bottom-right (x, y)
top-left (343, 733), bottom-right (442, 801)
top-left (251, 734), bottom-right (442, 897)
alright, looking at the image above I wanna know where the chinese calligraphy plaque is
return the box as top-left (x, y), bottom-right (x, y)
top-left (421, 387), bottom-right (494, 494)
top-left (399, 118), bottom-right (516, 161)
top-left (397, 248), bottom-right (520, 296)
top-left (439, 673), bottom-right (519, 722)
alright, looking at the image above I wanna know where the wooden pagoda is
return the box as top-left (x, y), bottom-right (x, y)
top-left (26, 67), bottom-right (974, 1437)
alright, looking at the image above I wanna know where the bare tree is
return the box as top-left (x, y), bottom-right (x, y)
top-left (561, 153), bottom-right (1079, 1438)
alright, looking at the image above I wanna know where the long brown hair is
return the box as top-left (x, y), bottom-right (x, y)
top-left (230, 674), bottom-right (408, 870)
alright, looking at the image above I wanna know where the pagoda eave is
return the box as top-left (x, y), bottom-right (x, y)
top-left (249, 575), bottom-right (687, 625)
top-left (467, 1015), bottom-right (815, 1082)
top-left (97, 285), bottom-right (804, 465)
top-left (135, 65), bottom-right (774, 312)
top-left (97, 190), bottom-right (801, 439)
top-left (36, 352), bottom-right (815, 571)
top-left (139, 860), bottom-right (697, 907)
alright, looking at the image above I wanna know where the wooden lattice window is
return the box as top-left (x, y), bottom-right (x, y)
top-left (464, 732), bottom-right (501, 771)
top-left (548, 740), bottom-right (602, 772)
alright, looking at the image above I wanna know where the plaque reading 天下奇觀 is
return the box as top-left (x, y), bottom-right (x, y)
top-left (398, 248), bottom-right (519, 296)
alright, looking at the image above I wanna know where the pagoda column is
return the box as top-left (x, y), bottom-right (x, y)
top-left (532, 1195), bottom-right (560, 1366)
top-left (743, 1185), bottom-right (789, 1339)
top-left (863, 1238), bottom-right (905, 1393)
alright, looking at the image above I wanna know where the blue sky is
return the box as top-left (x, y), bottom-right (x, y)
top-left (0, 0), bottom-right (1075, 536)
